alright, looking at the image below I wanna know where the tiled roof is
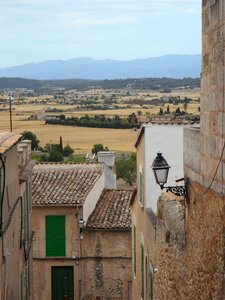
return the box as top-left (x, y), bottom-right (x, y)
top-left (32, 164), bottom-right (103, 206)
top-left (0, 131), bottom-right (22, 154)
top-left (86, 189), bottom-right (134, 230)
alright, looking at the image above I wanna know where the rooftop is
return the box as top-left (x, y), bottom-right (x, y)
top-left (86, 189), bottom-right (134, 230)
top-left (32, 163), bottom-right (103, 206)
top-left (0, 131), bottom-right (22, 154)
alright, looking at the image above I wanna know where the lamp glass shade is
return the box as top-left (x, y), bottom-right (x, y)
top-left (78, 218), bottom-right (85, 228)
top-left (152, 152), bottom-right (171, 186)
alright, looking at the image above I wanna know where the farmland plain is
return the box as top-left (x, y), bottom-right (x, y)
top-left (0, 88), bottom-right (200, 153)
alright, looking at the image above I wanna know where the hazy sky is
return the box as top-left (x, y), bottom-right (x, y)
top-left (0, 0), bottom-right (201, 67)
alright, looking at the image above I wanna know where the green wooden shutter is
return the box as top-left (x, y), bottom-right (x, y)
top-left (141, 244), bottom-right (144, 299)
top-left (46, 216), bottom-right (65, 256)
top-left (139, 172), bottom-right (143, 204)
top-left (133, 225), bottom-right (136, 275)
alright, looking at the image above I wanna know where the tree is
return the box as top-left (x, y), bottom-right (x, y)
top-left (91, 144), bottom-right (109, 155)
top-left (21, 131), bottom-right (39, 150)
top-left (158, 107), bottom-right (164, 115)
top-left (175, 107), bottom-right (182, 115)
top-left (63, 145), bottom-right (74, 157)
top-left (116, 153), bottom-right (136, 186)
top-left (59, 136), bottom-right (63, 153)
top-left (48, 150), bottom-right (63, 162)
top-left (166, 105), bottom-right (170, 114)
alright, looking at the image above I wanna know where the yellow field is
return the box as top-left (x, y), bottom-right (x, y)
top-left (0, 111), bottom-right (137, 153)
top-left (0, 88), bottom-right (200, 153)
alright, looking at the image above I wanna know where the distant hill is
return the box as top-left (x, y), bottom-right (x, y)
top-left (0, 77), bottom-right (200, 91)
top-left (0, 55), bottom-right (201, 80)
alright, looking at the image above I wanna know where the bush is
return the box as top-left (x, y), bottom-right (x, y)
top-left (116, 153), bottom-right (136, 186)
top-left (63, 145), bottom-right (74, 157)
top-left (91, 144), bottom-right (108, 155)
top-left (48, 150), bottom-right (63, 162)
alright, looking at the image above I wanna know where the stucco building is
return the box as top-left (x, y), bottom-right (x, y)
top-left (132, 1), bottom-right (225, 299)
top-left (83, 188), bottom-right (134, 300)
top-left (131, 123), bottom-right (184, 299)
top-left (0, 131), bottom-right (34, 300)
top-left (32, 163), bottom-right (105, 300)
top-left (32, 155), bottom-right (133, 300)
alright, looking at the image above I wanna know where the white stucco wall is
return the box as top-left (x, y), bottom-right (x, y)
top-left (104, 165), bottom-right (117, 189)
top-left (144, 124), bottom-right (184, 212)
top-left (83, 174), bottom-right (105, 222)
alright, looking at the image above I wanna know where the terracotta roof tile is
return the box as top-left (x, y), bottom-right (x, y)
top-left (32, 164), bottom-right (103, 206)
top-left (86, 189), bottom-right (134, 230)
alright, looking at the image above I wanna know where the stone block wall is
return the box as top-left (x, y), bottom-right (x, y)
top-left (82, 230), bottom-right (132, 300)
top-left (184, 182), bottom-right (224, 300)
top-left (154, 193), bottom-right (185, 300)
top-left (153, 188), bottom-right (224, 300)
top-left (201, 0), bottom-right (225, 192)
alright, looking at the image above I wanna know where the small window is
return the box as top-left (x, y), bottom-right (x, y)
top-left (139, 172), bottom-right (143, 205)
top-left (128, 281), bottom-right (132, 300)
top-left (149, 269), bottom-right (153, 300)
top-left (46, 216), bottom-right (66, 256)
top-left (133, 225), bottom-right (136, 275)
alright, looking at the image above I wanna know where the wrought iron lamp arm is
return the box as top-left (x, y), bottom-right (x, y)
top-left (163, 185), bottom-right (187, 197)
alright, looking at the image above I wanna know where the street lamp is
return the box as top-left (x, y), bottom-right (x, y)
top-left (78, 218), bottom-right (85, 228)
top-left (151, 152), bottom-right (188, 197)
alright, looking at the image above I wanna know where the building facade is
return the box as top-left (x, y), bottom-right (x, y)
top-left (132, 1), bottom-right (225, 299)
top-left (0, 131), bottom-right (33, 300)
top-left (32, 163), bottom-right (105, 300)
top-left (132, 124), bottom-right (184, 299)
top-left (32, 156), bottom-right (133, 300)
top-left (83, 189), bottom-right (134, 300)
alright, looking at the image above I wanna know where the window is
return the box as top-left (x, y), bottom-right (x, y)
top-left (46, 215), bottom-right (66, 256)
top-left (22, 191), bottom-right (27, 242)
top-left (141, 244), bottom-right (144, 299)
top-left (133, 225), bottom-right (136, 275)
top-left (139, 172), bottom-right (143, 205)
top-left (128, 281), bottom-right (132, 300)
top-left (149, 268), bottom-right (153, 300)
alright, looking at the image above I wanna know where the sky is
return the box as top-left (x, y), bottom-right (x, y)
top-left (0, 0), bottom-right (201, 67)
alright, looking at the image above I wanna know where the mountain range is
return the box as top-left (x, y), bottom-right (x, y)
top-left (0, 55), bottom-right (201, 80)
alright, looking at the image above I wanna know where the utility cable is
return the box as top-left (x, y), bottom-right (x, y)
top-left (190, 141), bottom-right (225, 197)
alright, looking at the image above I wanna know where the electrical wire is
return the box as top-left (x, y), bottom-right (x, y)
top-left (190, 141), bottom-right (225, 197)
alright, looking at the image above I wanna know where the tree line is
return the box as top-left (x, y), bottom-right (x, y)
top-left (0, 77), bottom-right (200, 91)
top-left (45, 113), bottom-right (139, 129)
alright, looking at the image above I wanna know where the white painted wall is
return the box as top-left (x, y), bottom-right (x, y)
top-left (144, 124), bottom-right (184, 212)
top-left (104, 164), bottom-right (117, 189)
top-left (83, 173), bottom-right (105, 222)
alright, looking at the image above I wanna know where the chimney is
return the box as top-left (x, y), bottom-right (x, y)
top-left (97, 151), bottom-right (115, 167)
top-left (98, 152), bottom-right (116, 189)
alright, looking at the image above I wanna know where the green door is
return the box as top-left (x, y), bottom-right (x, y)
top-left (51, 266), bottom-right (74, 300)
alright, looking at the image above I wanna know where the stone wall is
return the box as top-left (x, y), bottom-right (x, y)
top-left (184, 182), bottom-right (224, 300)
top-left (152, 186), bottom-right (224, 300)
top-left (82, 230), bottom-right (132, 300)
top-left (154, 193), bottom-right (185, 300)
top-left (201, 0), bottom-right (225, 193)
